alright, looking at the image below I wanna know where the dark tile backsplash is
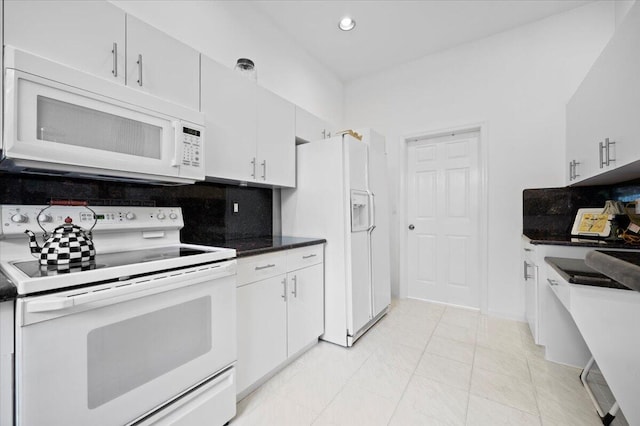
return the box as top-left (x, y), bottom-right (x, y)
top-left (523, 180), bottom-right (640, 238)
top-left (0, 172), bottom-right (272, 244)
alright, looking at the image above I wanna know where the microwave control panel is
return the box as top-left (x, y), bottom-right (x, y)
top-left (178, 125), bottom-right (203, 171)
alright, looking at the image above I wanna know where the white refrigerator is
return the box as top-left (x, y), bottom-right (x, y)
top-left (281, 129), bottom-right (391, 347)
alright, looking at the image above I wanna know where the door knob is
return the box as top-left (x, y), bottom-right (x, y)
top-left (408, 224), bottom-right (415, 230)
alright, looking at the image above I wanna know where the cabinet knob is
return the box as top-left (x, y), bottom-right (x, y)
top-left (408, 224), bottom-right (415, 230)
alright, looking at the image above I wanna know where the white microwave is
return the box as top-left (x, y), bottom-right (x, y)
top-left (1, 47), bottom-right (205, 184)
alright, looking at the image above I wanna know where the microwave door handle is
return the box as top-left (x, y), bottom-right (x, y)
top-left (172, 123), bottom-right (183, 167)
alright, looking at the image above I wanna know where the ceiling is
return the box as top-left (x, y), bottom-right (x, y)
top-left (252, 0), bottom-right (593, 82)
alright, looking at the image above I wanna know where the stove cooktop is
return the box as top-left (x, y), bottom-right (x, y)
top-left (13, 247), bottom-right (210, 278)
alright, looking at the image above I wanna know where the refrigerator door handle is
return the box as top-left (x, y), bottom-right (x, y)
top-left (367, 191), bottom-right (376, 232)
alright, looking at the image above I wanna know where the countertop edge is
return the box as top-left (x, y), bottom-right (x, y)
top-left (235, 238), bottom-right (326, 258)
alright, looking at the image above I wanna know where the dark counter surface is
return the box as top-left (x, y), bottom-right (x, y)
top-left (524, 233), bottom-right (640, 249)
top-left (219, 236), bottom-right (326, 258)
top-left (0, 270), bottom-right (17, 302)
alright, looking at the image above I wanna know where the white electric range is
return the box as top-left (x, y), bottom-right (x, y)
top-left (0, 203), bottom-right (238, 426)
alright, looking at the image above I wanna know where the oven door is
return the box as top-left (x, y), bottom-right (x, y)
top-left (15, 260), bottom-right (236, 426)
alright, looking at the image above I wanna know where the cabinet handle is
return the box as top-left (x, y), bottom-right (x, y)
top-left (547, 278), bottom-right (558, 286)
top-left (251, 157), bottom-right (256, 179)
top-left (569, 160), bottom-right (581, 180)
top-left (605, 138), bottom-right (615, 166)
top-left (255, 264), bottom-right (276, 271)
top-left (524, 248), bottom-right (533, 252)
top-left (302, 254), bottom-right (317, 259)
top-left (281, 278), bottom-right (287, 301)
top-left (599, 141), bottom-right (605, 169)
top-left (136, 54), bottom-right (143, 86)
top-left (112, 42), bottom-right (118, 77)
top-left (261, 160), bottom-right (266, 180)
top-left (523, 261), bottom-right (534, 280)
top-left (291, 275), bottom-right (298, 298)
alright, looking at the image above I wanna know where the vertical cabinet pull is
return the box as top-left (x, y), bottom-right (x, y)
top-left (251, 158), bottom-right (256, 179)
top-left (569, 160), bottom-right (580, 181)
top-left (261, 160), bottom-right (267, 180)
top-left (291, 275), bottom-right (298, 298)
top-left (599, 138), bottom-right (616, 168)
top-left (605, 138), bottom-right (615, 167)
top-left (111, 43), bottom-right (118, 77)
top-left (281, 278), bottom-right (287, 301)
top-left (523, 261), bottom-right (534, 280)
top-left (137, 54), bottom-right (143, 86)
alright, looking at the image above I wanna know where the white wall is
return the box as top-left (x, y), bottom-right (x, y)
top-left (110, 1), bottom-right (343, 127)
top-left (344, 1), bottom-right (616, 319)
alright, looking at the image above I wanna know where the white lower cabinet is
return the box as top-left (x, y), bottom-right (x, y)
top-left (236, 245), bottom-right (324, 397)
top-left (236, 275), bottom-right (288, 395)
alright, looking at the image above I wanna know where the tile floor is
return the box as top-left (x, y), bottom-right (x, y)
top-left (230, 298), bottom-right (616, 426)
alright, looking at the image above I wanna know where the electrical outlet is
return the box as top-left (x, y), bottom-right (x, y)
top-left (233, 202), bottom-right (239, 214)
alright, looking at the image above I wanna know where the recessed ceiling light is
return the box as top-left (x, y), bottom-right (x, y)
top-left (338, 16), bottom-right (356, 31)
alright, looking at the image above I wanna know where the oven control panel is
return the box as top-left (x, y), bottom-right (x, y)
top-left (0, 205), bottom-right (184, 236)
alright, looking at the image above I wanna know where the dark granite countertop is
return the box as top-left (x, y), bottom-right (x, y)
top-left (524, 233), bottom-right (640, 249)
top-left (0, 270), bottom-right (17, 302)
top-left (219, 236), bottom-right (326, 258)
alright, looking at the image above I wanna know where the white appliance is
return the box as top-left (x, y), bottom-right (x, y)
top-left (1, 47), bottom-right (205, 185)
top-left (281, 129), bottom-right (391, 347)
top-left (0, 204), bottom-right (237, 426)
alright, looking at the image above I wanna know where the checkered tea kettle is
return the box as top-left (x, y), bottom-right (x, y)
top-left (24, 201), bottom-right (97, 265)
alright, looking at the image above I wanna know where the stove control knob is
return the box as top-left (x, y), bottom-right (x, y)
top-left (38, 213), bottom-right (53, 223)
top-left (125, 212), bottom-right (136, 220)
top-left (169, 212), bottom-right (178, 220)
top-left (11, 213), bottom-right (28, 223)
top-left (157, 212), bottom-right (166, 220)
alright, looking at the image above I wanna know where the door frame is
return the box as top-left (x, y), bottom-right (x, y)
top-left (399, 122), bottom-right (489, 314)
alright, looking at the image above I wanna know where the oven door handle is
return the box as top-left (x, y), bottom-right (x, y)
top-left (25, 260), bottom-right (236, 313)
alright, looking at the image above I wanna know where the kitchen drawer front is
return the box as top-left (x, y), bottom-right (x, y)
top-left (237, 252), bottom-right (287, 287)
top-left (286, 244), bottom-right (324, 272)
top-left (546, 267), bottom-right (571, 311)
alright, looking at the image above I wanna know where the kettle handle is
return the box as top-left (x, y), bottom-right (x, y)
top-left (37, 202), bottom-right (98, 237)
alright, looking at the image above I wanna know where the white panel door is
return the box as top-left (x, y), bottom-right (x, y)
top-left (5, 1), bottom-right (126, 83)
top-left (126, 15), bottom-right (200, 110)
top-left (407, 132), bottom-right (480, 307)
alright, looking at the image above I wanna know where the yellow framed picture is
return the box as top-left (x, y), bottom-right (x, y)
top-left (571, 208), bottom-right (612, 237)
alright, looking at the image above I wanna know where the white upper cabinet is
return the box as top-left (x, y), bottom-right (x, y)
top-left (201, 55), bottom-right (257, 183)
top-left (5, 1), bottom-right (199, 110)
top-left (295, 107), bottom-right (333, 143)
top-left (201, 55), bottom-right (296, 187)
top-left (5, 1), bottom-right (126, 83)
top-left (566, 2), bottom-right (640, 185)
top-left (125, 15), bottom-right (200, 110)
top-left (256, 87), bottom-right (296, 187)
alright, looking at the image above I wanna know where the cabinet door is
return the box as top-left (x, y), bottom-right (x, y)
top-left (295, 107), bottom-right (329, 143)
top-left (236, 275), bottom-right (287, 395)
top-left (287, 264), bottom-right (324, 356)
top-left (5, 1), bottom-right (125, 83)
top-left (256, 87), bottom-right (296, 187)
top-left (566, 2), bottom-right (640, 183)
top-left (522, 246), bottom-right (539, 344)
top-left (201, 55), bottom-right (257, 183)
top-left (125, 15), bottom-right (200, 110)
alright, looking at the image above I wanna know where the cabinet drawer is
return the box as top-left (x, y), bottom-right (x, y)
top-left (286, 245), bottom-right (324, 272)
top-left (237, 252), bottom-right (287, 287)
top-left (546, 267), bottom-right (571, 311)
